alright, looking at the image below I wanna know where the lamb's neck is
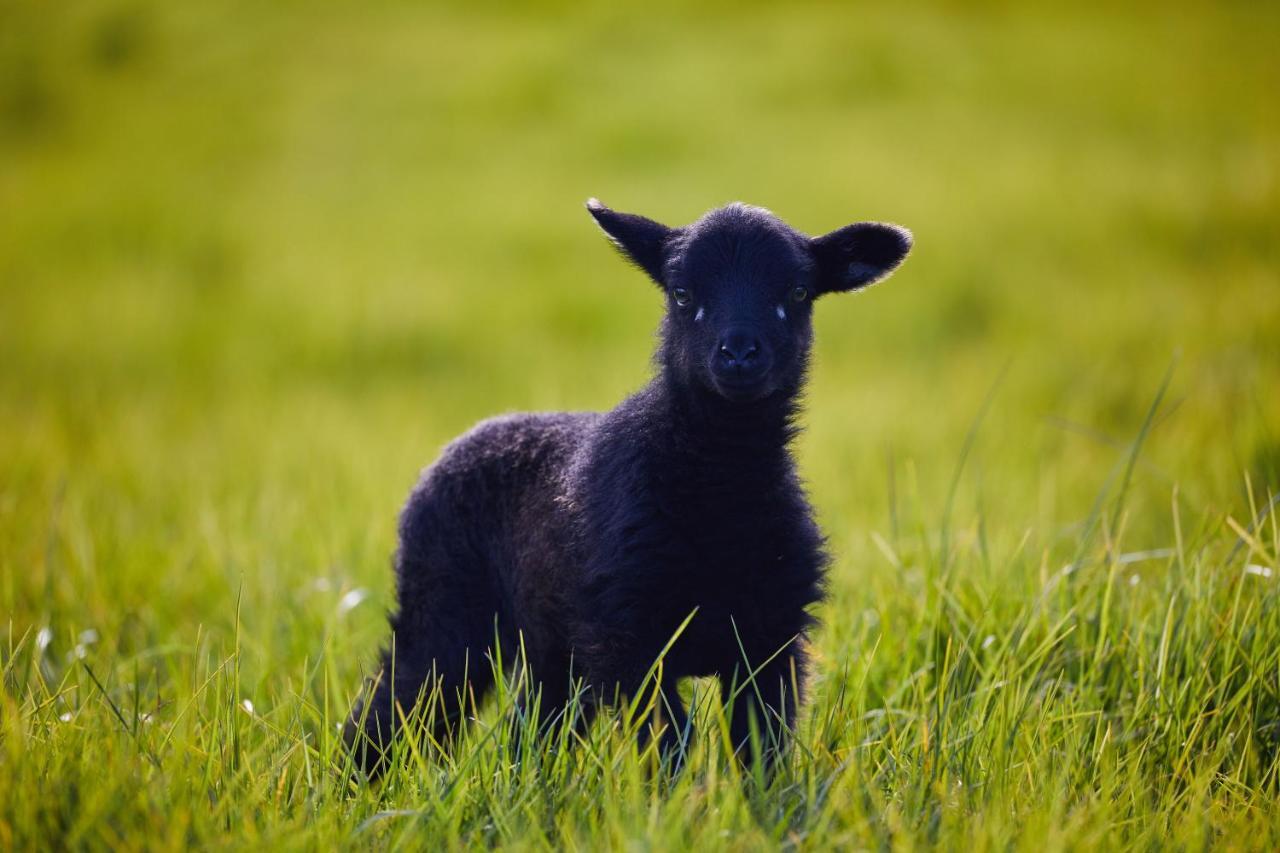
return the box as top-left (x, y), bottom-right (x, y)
top-left (649, 373), bottom-right (800, 468)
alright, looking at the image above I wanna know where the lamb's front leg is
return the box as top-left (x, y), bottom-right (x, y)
top-left (635, 675), bottom-right (690, 768)
top-left (508, 669), bottom-right (597, 761)
top-left (574, 631), bottom-right (691, 768)
top-left (722, 643), bottom-right (808, 775)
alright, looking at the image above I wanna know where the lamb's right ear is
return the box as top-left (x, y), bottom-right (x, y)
top-left (586, 198), bottom-right (675, 285)
top-left (809, 221), bottom-right (913, 295)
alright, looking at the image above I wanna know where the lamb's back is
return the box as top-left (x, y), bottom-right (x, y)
top-left (402, 411), bottom-right (596, 539)
top-left (396, 412), bottom-right (596, 630)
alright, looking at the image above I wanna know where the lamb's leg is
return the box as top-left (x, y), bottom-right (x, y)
top-left (344, 546), bottom-right (503, 776)
top-left (636, 675), bottom-right (690, 768)
top-left (509, 671), bottom-right (597, 760)
top-left (578, 653), bottom-right (689, 769)
top-left (344, 621), bottom-right (496, 776)
top-left (722, 646), bottom-right (807, 776)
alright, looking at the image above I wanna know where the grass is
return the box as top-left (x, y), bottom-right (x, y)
top-left (2, 0), bottom-right (1279, 848)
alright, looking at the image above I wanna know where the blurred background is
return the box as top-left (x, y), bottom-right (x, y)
top-left (1, 1), bottom-right (1277, 658)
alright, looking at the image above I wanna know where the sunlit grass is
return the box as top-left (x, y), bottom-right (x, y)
top-left (4, 437), bottom-right (1278, 848)
top-left (2, 0), bottom-right (1279, 848)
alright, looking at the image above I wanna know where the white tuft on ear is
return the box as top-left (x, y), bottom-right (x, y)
top-left (585, 199), bottom-right (676, 286)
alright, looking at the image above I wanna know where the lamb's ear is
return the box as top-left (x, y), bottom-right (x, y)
top-left (809, 222), bottom-right (913, 295)
top-left (586, 198), bottom-right (675, 285)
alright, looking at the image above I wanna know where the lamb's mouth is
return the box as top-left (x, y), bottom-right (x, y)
top-left (710, 374), bottom-right (773, 402)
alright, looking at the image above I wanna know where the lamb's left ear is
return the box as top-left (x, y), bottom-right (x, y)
top-left (809, 222), bottom-right (913, 295)
top-left (586, 198), bottom-right (676, 286)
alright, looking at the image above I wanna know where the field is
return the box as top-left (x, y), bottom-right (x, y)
top-left (2, 0), bottom-right (1279, 848)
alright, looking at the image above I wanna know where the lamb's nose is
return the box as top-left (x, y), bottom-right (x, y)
top-left (717, 331), bottom-right (761, 367)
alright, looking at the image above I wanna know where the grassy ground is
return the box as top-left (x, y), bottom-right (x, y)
top-left (2, 0), bottom-right (1279, 848)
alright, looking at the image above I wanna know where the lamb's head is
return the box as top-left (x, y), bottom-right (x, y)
top-left (587, 199), bottom-right (913, 403)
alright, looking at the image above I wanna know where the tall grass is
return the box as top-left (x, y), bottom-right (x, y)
top-left (4, 400), bottom-right (1278, 847)
top-left (2, 0), bottom-right (1278, 848)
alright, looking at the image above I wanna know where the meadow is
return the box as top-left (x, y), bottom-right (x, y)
top-left (2, 0), bottom-right (1279, 848)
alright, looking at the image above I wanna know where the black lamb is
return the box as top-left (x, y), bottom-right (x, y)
top-left (345, 199), bottom-right (912, 774)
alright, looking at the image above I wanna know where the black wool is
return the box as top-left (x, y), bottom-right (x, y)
top-left (346, 200), bottom-right (912, 774)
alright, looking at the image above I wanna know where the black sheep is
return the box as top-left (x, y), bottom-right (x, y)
top-left (346, 200), bottom-right (912, 774)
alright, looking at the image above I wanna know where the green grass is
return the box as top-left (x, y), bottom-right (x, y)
top-left (2, 0), bottom-right (1279, 848)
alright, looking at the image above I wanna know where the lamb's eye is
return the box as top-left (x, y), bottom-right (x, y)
top-left (672, 287), bottom-right (692, 307)
top-left (790, 285), bottom-right (809, 303)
